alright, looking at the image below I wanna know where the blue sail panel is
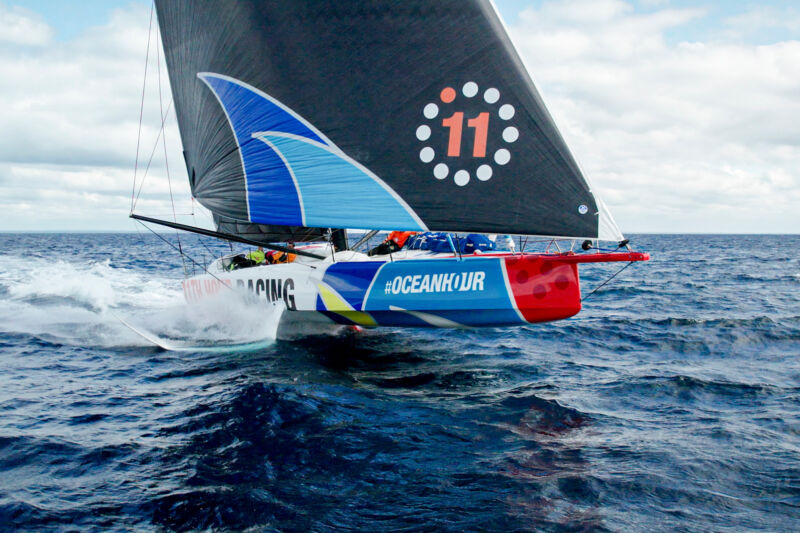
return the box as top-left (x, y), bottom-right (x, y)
top-left (257, 133), bottom-right (425, 231)
top-left (199, 73), bottom-right (423, 230)
top-left (199, 74), bottom-right (328, 225)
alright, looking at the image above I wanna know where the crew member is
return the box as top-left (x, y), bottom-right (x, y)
top-left (245, 246), bottom-right (266, 265)
top-left (269, 242), bottom-right (297, 264)
top-left (368, 231), bottom-right (418, 256)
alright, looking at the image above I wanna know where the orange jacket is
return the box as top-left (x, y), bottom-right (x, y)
top-left (387, 231), bottom-right (417, 248)
top-left (266, 250), bottom-right (296, 263)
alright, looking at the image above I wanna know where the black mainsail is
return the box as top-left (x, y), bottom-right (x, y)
top-left (155, 0), bottom-right (622, 240)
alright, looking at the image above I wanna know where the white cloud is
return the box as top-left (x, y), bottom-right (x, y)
top-left (0, 0), bottom-right (797, 234)
top-left (0, 3), bottom-right (52, 46)
top-left (508, 0), bottom-right (800, 233)
top-left (0, 3), bottom-right (189, 231)
top-left (723, 6), bottom-right (800, 37)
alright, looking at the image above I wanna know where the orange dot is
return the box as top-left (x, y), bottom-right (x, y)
top-left (440, 87), bottom-right (456, 103)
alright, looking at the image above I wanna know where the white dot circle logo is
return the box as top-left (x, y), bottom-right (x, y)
top-left (423, 103), bottom-right (439, 119)
top-left (494, 149), bottom-right (511, 165)
top-left (415, 81), bottom-right (519, 186)
top-left (484, 88), bottom-right (500, 104)
top-left (416, 125), bottom-right (431, 141)
top-left (462, 82), bottom-right (478, 98)
top-left (578, 204), bottom-right (589, 215)
top-left (433, 163), bottom-right (449, 180)
top-left (502, 127), bottom-right (518, 143)
top-left (499, 104), bottom-right (515, 120)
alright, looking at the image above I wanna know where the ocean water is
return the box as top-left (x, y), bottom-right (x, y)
top-left (0, 233), bottom-right (798, 532)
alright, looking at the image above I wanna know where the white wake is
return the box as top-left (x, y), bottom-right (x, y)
top-left (0, 254), bottom-right (281, 349)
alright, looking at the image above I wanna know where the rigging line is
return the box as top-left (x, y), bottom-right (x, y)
top-left (156, 27), bottom-right (187, 276)
top-left (132, 215), bottom-right (146, 241)
top-left (131, 3), bottom-right (155, 213)
top-left (191, 202), bottom-right (229, 259)
top-left (351, 230), bottom-right (378, 251)
top-left (130, 213), bottom-right (326, 259)
top-left (581, 261), bottom-right (635, 302)
top-left (197, 233), bottom-right (224, 260)
top-left (131, 99), bottom-right (174, 210)
top-left (133, 219), bottom-right (237, 293)
top-left (191, 205), bottom-right (224, 259)
top-left (188, 198), bottom-right (222, 258)
top-left (157, 29), bottom-right (176, 227)
top-left (195, 220), bottom-right (227, 259)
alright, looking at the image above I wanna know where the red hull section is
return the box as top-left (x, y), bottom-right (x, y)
top-left (504, 251), bottom-right (649, 323)
top-left (504, 256), bottom-right (581, 323)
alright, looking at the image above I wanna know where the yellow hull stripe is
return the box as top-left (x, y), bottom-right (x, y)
top-left (317, 283), bottom-right (378, 327)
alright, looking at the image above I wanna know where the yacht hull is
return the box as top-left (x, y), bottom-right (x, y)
top-left (182, 252), bottom-right (648, 328)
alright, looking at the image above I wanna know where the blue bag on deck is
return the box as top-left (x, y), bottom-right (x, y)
top-left (461, 234), bottom-right (494, 253)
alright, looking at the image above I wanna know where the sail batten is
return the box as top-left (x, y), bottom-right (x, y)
top-left (156, 0), bottom-right (621, 240)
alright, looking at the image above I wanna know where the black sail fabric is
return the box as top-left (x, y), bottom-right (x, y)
top-left (213, 215), bottom-right (327, 244)
top-left (156, 0), bottom-right (614, 239)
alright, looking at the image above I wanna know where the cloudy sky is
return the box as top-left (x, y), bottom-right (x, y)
top-left (1, 0), bottom-right (798, 234)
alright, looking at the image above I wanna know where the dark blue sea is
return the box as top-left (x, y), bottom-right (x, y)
top-left (0, 233), bottom-right (798, 532)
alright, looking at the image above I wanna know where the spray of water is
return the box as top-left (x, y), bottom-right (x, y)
top-left (0, 254), bottom-right (282, 349)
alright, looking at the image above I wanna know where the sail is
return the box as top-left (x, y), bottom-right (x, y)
top-left (156, 0), bottom-right (623, 240)
top-left (213, 214), bottom-right (327, 244)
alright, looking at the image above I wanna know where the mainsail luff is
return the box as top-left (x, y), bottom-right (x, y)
top-left (155, 0), bottom-right (623, 240)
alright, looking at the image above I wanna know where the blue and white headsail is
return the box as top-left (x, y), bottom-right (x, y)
top-left (199, 73), bottom-right (426, 231)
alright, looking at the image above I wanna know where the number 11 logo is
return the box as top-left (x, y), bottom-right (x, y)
top-left (442, 112), bottom-right (490, 158)
top-left (416, 82), bottom-right (519, 187)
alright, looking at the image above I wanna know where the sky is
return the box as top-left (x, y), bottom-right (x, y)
top-left (0, 1), bottom-right (798, 234)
